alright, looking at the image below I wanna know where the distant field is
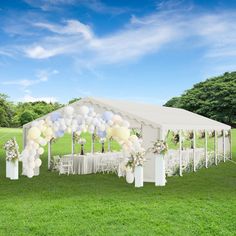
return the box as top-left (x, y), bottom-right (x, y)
top-left (0, 128), bottom-right (235, 235)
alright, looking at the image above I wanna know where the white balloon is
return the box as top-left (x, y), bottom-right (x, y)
top-left (79, 106), bottom-right (89, 116)
top-left (27, 170), bottom-right (34, 178)
top-left (38, 147), bottom-right (44, 155)
top-left (64, 106), bottom-right (74, 117)
top-left (44, 127), bottom-right (53, 137)
top-left (35, 158), bottom-right (42, 167)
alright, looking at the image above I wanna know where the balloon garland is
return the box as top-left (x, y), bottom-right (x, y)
top-left (20, 105), bottom-right (144, 178)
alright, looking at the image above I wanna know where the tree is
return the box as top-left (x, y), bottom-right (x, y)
top-left (164, 71), bottom-right (236, 126)
top-left (69, 98), bottom-right (81, 104)
top-left (19, 111), bottom-right (37, 126)
top-left (0, 93), bottom-right (15, 127)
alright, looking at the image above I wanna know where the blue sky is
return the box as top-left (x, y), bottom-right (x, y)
top-left (1, 0), bottom-right (236, 104)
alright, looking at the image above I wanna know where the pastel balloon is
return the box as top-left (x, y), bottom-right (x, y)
top-left (28, 127), bottom-right (41, 140)
top-left (64, 106), bottom-right (74, 117)
top-left (102, 111), bottom-right (113, 122)
top-left (51, 112), bottom-right (61, 122)
top-left (38, 147), bottom-right (44, 155)
top-left (79, 106), bottom-right (89, 115)
top-left (35, 158), bottom-right (42, 167)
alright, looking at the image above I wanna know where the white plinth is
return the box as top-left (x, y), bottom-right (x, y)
top-left (134, 165), bottom-right (143, 188)
top-left (155, 154), bottom-right (166, 186)
top-left (9, 160), bottom-right (19, 180)
top-left (6, 160), bottom-right (11, 178)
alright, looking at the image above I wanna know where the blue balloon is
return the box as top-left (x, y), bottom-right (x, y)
top-left (56, 130), bottom-right (64, 138)
top-left (97, 130), bottom-right (106, 138)
top-left (51, 112), bottom-right (61, 122)
top-left (102, 111), bottom-right (113, 122)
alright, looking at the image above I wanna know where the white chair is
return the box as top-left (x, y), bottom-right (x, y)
top-left (59, 156), bottom-right (74, 175)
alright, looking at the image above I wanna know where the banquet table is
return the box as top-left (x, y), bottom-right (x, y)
top-left (62, 152), bottom-right (124, 175)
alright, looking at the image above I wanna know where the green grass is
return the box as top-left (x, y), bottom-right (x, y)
top-left (0, 128), bottom-right (236, 236)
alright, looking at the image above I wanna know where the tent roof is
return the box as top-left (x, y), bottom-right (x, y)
top-left (24, 97), bottom-right (231, 131)
top-left (76, 97), bottom-right (231, 131)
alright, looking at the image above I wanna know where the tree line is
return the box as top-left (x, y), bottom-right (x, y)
top-left (1, 71), bottom-right (235, 128)
top-left (164, 71), bottom-right (236, 127)
top-left (0, 94), bottom-right (80, 127)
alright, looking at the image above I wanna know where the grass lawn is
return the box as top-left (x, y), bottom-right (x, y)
top-left (0, 128), bottom-right (235, 235)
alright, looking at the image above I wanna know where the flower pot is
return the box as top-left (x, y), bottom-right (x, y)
top-left (155, 154), bottom-right (166, 186)
top-left (134, 165), bottom-right (143, 188)
top-left (126, 169), bottom-right (134, 184)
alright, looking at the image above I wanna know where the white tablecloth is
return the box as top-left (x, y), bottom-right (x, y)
top-left (63, 152), bottom-right (124, 175)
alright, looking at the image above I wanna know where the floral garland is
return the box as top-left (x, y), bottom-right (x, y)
top-left (152, 140), bottom-right (168, 155)
top-left (4, 138), bottom-right (19, 162)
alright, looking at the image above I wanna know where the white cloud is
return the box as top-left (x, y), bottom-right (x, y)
top-left (1, 69), bottom-right (59, 88)
top-left (22, 95), bottom-right (58, 103)
top-left (22, 8), bottom-right (236, 67)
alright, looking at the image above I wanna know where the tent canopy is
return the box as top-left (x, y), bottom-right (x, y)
top-left (23, 97), bottom-right (231, 131)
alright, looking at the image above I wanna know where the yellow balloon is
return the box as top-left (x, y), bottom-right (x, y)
top-left (44, 127), bottom-right (53, 137)
top-left (28, 127), bottom-right (41, 140)
top-left (113, 127), bottom-right (130, 141)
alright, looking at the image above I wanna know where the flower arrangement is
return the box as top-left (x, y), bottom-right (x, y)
top-left (78, 138), bottom-right (86, 145)
top-left (78, 138), bottom-right (86, 155)
top-left (218, 130), bottom-right (223, 137)
top-left (187, 131), bottom-right (194, 140)
top-left (152, 140), bottom-right (168, 155)
top-left (172, 133), bottom-right (180, 145)
top-left (131, 128), bottom-right (142, 139)
top-left (4, 138), bottom-right (19, 162)
top-left (99, 138), bottom-right (106, 153)
top-left (73, 132), bottom-right (80, 143)
top-left (126, 151), bottom-right (146, 171)
top-left (197, 130), bottom-right (205, 139)
top-left (209, 131), bottom-right (215, 138)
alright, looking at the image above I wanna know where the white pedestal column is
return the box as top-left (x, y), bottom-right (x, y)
top-left (9, 160), bottom-right (19, 180)
top-left (155, 154), bottom-right (166, 186)
top-left (134, 166), bottom-right (143, 188)
top-left (6, 160), bottom-right (11, 178)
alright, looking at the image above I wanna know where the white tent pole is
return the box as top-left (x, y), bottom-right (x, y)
top-left (179, 130), bottom-right (182, 176)
top-left (205, 130), bottom-right (208, 168)
top-left (214, 131), bottom-right (217, 165)
top-left (223, 130), bottom-right (226, 162)
top-left (48, 140), bottom-right (51, 170)
top-left (193, 130), bottom-right (196, 172)
top-left (72, 132), bottom-right (75, 155)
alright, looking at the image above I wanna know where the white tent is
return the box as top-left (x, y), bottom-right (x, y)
top-left (23, 97), bottom-right (232, 182)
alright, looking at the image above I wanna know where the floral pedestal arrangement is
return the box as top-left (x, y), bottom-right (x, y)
top-left (125, 167), bottom-right (134, 184)
top-left (155, 154), bottom-right (166, 186)
top-left (152, 140), bottom-right (168, 186)
top-left (4, 138), bottom-right (19, 180)
top-left (134, 165), bottom-right (143, 187)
